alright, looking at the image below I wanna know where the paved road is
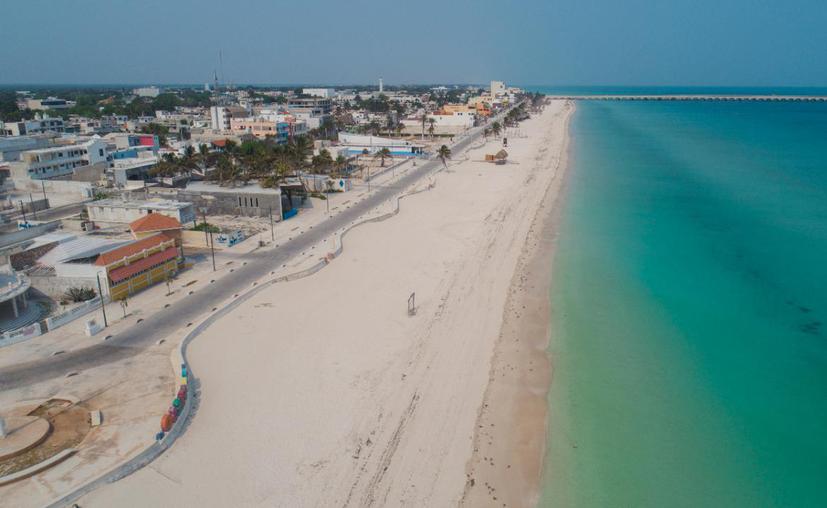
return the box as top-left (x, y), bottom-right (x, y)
top-left (0, 201), bottom-right (89, 233)
top-left (0, 119), bottom-right (497, 391)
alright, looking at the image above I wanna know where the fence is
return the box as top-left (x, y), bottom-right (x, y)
top-left (45, 297), bottom-right (102, 331)
top-left (1, 322), bottom-right (42, 347)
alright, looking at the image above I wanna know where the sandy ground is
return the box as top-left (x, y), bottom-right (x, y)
top-left (79, 101), bottom-right (571, 507)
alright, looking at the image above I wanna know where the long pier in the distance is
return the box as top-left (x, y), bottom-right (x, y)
top-left (546, 95), bottom-right (827, 102)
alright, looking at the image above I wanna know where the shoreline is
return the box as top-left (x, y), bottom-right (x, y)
top-left (461, 100), bottom-right (574, 507)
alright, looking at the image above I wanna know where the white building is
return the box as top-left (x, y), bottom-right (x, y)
top-left (210, 106), bottom-right (249, 132)
top-left (86, 198), bottom-right (196, 225)
top-left (22, 97), bottom-right (75, 110)
top-left (9, 138), bottom-right (108, 180)
top-left (134, 86), bottom-right (161, 98)
top-left (303, 88), bottom-right (336, 98)
top-left (337, 133), bottom-right (424, 156)
top-left (490, 80), bottom-right (506, 97)
top-left (0, 115), bottom-right (65, 136)
top-left (0, 134), bottom-right (57, 162)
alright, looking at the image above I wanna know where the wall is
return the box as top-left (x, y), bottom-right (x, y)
top-left (71, 163), bottom-right (106, 183)
top-left (177, 190), bottom-right (282, 219)
top-left (29, 274), bottom-right (99, 300)
top-left (45, 297), bottom-right (102, 331)
top-left (1, 322), bottom-right (42, 347)
top-left (11, 178), bottom-right (94, 199)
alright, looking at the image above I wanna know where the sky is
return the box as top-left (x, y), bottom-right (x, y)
top-left (1, 0), bottom-right (826, 87)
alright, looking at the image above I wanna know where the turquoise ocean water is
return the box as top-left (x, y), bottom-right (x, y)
top-left (528, 89), bottom-right (827, 507)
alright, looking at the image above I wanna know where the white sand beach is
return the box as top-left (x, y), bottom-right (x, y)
top-left (80, 100), bottom-right (573, 507)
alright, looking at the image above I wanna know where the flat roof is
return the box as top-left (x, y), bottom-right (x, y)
top-left (91, 198), bottom-right (193, 211)
top-left (183, 181), bottom-right (281, 195)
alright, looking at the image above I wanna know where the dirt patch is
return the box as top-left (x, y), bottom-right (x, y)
top-left (0, 399), bottom-right (92, 477)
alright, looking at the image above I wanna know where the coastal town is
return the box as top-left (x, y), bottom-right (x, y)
top-left (0, 79), bottom-right (564, 508)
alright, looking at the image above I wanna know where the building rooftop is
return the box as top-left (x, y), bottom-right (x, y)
top-left (95, 233), bottom-right (173, 266)
top-left (37, 236), bottom-right (130, 266)
top-left (183, 181), bottom-right (281, 195)
top-left (91, 198), bottom-right (193, 211)
top-left (130, 213), bottom-right (182, 234)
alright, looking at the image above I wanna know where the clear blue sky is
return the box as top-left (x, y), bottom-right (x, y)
top-left (2, 0), bottom-right (825, 86)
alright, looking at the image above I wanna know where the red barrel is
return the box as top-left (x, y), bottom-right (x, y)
top-left (161, 414), bottom-right (173, 432)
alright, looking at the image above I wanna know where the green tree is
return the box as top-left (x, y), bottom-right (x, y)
top-left (491, 121), bottom-right (502, 137)
top-left (311, 149), bottom-right (334, 173)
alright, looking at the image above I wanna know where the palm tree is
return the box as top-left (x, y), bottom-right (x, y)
top-left (312, 149), bottom-right (334, 173)
top-left (289, 136), bottom-right (313, 171)
top-left (491, 121), bottom-right (502, 138)
top-left (483, 127), bottom-right (491, 140)
top-left (334, 154), bottom-right (348, 175)
top-left (428, 118), bottom-right (436, 139)
top-left (374, 147), bottom-right (391, 167)
top-left (420, 112), bottom-right (428, 140)
top-left (437, 145), bottom-right (451, 168)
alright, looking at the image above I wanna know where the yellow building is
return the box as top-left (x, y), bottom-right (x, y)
top-left (95, 233), bottom-right (180, 301)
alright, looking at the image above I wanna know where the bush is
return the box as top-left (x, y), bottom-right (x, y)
top-left (64, 287), bottom-right (96, 303)
top-left (191, 222), bottom-right (220, 233)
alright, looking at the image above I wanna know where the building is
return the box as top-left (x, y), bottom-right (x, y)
top-left (133, 86), bottom-right (161, 98)
top-left (490, 81), bottom-right (506, 97)
top-left (0, 134), bottom-right (58, 162)
top-left (303, 88), bottom-right (336, 98)
top-left (426, 113), bottom-right (475, 133)
top-left (229, 117), bottom-right (284, 140)
top-left (129, 213), bottom-right (183, 240)
top-left (177, 181), bottom-right (283, 219)
top-left (336, 133), bottom-right (424, 156)
top-left (86, 198), bottom-right (196, 225)
top-left (104, 133), bottom-right (160, 153)
top-left (0, 266), bottom-right (31, 323)
top-left (440, 104), bottom-right (477, 115)
top-left (95, 232), bottom-right (181, 301)
top-left (110, 156), bottom-right (159, 187)
top-left (287, 97), bottom-right (332, 115)
top-left (210, 106), bottom-right (249, 132)
top-left (0, 115), bottom-right (65, 136)
top-left (8, 138), bottom-right (108, 180)
top-left (22, 97), bottom-right (75, 110)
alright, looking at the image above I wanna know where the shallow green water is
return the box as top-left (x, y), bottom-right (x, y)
top-left (540, 99), bottom-right (827, 507)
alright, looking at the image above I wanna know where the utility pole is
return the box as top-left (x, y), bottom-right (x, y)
top-left (96, 272), bottom-right (108, 327)
top-left (41, 180), bottom-right (47, 203)
top-left (208, 229), bottom-right (216, 271)
top-left (201, 209), bottom-right (209, 245)
top-left (19, 200), bottom-right (27, 224)
top-left (268, 206), bottom-right (275, 241)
